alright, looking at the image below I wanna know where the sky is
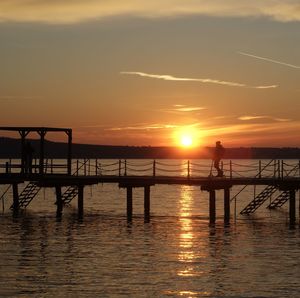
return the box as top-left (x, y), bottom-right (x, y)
top-left (0, 1), bottom-right (299, 147)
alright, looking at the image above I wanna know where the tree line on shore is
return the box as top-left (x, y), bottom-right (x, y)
top-left (1, 137), bottom-right (300, 159)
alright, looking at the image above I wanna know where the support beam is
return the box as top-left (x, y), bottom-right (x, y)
top-left (144, 186), bottom-right (150, 222)
top-left (224, 188), bottom-right (230, 224)
top-left (289, 189), bottom-right (296, 226)
top-left (19, 131), bottom-right (27, 174)
top-left (209, 190), bottom-right (216, 224)
top-left (67, 130), bottom-right (72, 175)
top-left (127, 186), bottom-right (133, 221)
top-left (39, 130), bottom-right (46, 175)
top-left (55, 186), bottom-right (63, 218)
top-left (78, 185), bottom-right (84, 219)
top-left (12, 183), bottom-right (19, 215)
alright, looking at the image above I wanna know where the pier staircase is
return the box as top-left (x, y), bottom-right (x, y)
top-left (62, 186), bottom-right (78, 205)
top-left (10, 182), bottom-right (41, 209)
top-left (240, 185), bottom-right (277, 215)
top-left (267, 190), bottom-right (290, 209)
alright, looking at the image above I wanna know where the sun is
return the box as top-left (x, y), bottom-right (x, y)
top-left (181, 135), bottom-right (193, 147)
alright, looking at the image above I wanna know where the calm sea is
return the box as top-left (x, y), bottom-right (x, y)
top-left (0, 159), bottom-right (300, 297)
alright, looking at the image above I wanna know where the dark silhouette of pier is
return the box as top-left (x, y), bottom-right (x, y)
top-left (0, 127), bottom-right (300, 225)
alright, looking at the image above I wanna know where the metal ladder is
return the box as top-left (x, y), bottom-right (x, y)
top-left (267, 190), bottom-right (290, 209)
top-left (10, 182), bottom-right (41, 209)
top-left (240, 185), bottom-right (277, 215)
top-left (62, 186), bottom-right (78, 205)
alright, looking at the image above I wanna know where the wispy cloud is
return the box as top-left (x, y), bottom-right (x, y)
top-left (0, 1), bottom-right (299, 24)
top-left (107, 123), bottom-right (179, 131)
top-left (172, 105), bottom-right (206, 112)
top-left (238, 52), bottom-right (300, 69)
top-left (238, 115), bottom-right (291, 122)
top-left (121, 71), bottom-right (278, 89)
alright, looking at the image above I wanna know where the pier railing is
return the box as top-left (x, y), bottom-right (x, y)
top-left (1, 159), bottom-right (299, 179)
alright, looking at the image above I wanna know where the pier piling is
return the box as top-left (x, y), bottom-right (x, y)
top-left (224, 188), bottom-right (230, 224)
top-left (289, 189), bottom-right (296, 226)
top-left (78, 185), bottom-right (84, 219)
top-left (209, 190), bottom-right (216, 224)
top-left (55, 186), bottom-right (63, 218)
top-left (127, 186), bottom-right (133, 221)
top-left (12, 183), bottom-right (19, 215)
top-left (144, 186), bottom-right (150, 222)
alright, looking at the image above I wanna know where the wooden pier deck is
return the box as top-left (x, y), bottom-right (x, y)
top-left (1, 170), bottom-right (300, 225)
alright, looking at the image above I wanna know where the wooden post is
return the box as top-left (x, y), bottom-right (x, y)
top-left (224, 188), bottom-right (230, 225)
top-left (67, 130), bottom-right (72, 175)
top-left (19, 130), bottom-right (26, 174)
top-left (39, 130), bottom-right (46, 175)
top-left (5, 162), bottom-right (9, 174)
top-left (209, 190), bottom-right (216, 224)
top-left (119, 160), bottom-right (121, 176)
top-left (78, 185), bottom-right (84, 219)
top-left (127, 186), bottom-right (133, 221)
top-left (124, 160), bottom-right (127, 176)
top-left (187, 160), bottom-right (190, 179)
top-left (153, 160), bottom-right (156, 177)
top-left (230, 160), bottom-right (232, 179)
top-left (55, 186), bottom-right (63, 218)
top-left (95, 158), bottom-right (98, 176)
top-left (258, 160), bottom-right (262, 178)
top-left (144, 186), bottom-right (150, 222)
top-left (289, 189), bottom-right (296, 226)
top-left (12, 183), bottom-right (19, 215)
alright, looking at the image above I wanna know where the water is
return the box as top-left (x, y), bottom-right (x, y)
top-left (1, 160), bottom-right (300, 297)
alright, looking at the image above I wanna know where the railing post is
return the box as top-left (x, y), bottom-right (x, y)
top-left (298, 160), bottom-right (300, 177)
top-left (187, 160), bottom-right (190, 179)
top-left (281, 160), bottom-right (284, 179)
top-left (277, 160), bottom-right (280, 178)
top-left (5, 162), bottom-right (9, 174)
top-left (88, 159), bottom-right (91, 176)
top-left (9, 159), bottom-right (12, 173)
top-left (95, 158), bottom-right (98, 176)
top-left (273, 160), bottom-right (276, 178)
top-left (51, 159), bottom-right (53, 174)
top-left (84, 158), bottom-right (87, 176)
top-left (153, 160), bottom-right (156, 177)
top-left (259, 160), bottom-right (262, 178)
top-left (230, 160), bottom-right (232, 179)
top-left (119, 160), bottom-right (121, 176)
top-left (76, 160), bottom-right (79, 176)
top-left (124, 160), bottom-right (127, 176)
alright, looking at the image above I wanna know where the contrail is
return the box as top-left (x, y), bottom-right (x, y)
top-left (238, 52), bottom-right (300, 69)
top-left (121, 71), bottom-right (277, 89)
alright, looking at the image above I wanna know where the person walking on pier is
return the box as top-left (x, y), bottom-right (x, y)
top-left (213, 141), bottom-right (225, 177)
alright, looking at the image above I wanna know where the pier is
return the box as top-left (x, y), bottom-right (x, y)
top-left (1, 127), bottom-right (300, 225)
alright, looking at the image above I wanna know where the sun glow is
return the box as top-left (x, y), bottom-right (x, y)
top-left (175, 127), bottom-right (200, 148)
top-left (181, 135), bottom-right (193, 147)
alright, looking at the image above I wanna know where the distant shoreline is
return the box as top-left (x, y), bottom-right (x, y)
top-left (0, 137), bottom-right (300, 159)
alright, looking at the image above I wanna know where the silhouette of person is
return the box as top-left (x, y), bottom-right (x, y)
top-left (24, 141), bottom-right (34, 174)
top-left (213, 141), bottom-right (225, 177)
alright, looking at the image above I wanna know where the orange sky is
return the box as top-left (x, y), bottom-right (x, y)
top-left (0, 1), bottom-right (299, 147)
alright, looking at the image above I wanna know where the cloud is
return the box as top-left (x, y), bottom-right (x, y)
top-left (174, 107), bottom-right (206, 112)
top-left (238, 52), bottom-right (300, 69)
top-left (107, 123), bottom-right (179, 131)
top-left (0, 1), bottom-right (299, 24)
top-left (238, 115), bottom-right (291, 122)
top-left (121, 71), bottom-right (278, 89)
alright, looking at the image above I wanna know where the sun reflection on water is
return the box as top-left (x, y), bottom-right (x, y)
top-left (175, 185), bottom-right (212, 297)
